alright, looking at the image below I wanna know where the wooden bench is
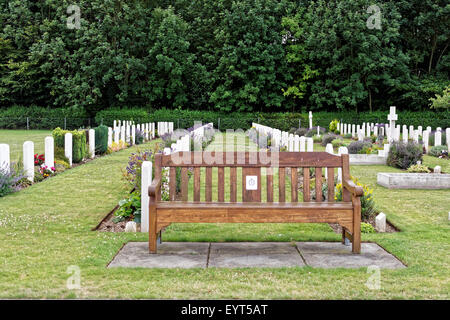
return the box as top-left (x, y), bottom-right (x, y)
top-left (148, 152), bottom-right (363, 254)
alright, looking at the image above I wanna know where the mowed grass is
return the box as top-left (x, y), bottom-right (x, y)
top-left (0, 132), bottom-right (449, 299)
top-left (0, 130), bottom-right (52, 162)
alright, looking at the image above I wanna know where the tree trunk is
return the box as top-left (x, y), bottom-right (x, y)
top-left (428, 33), bottom-right (437, 73)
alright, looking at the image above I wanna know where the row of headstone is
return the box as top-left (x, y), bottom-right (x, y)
top-left (325, 144), bottom-right (348, 183)
top-left (340, 106), bottom-right (450, 153)
top-left (113, 120), bottom-right (158, 144)
top-left (157, 122), bottom-right (174, 137)
top-left (252, 123), bottom-right (314, 152)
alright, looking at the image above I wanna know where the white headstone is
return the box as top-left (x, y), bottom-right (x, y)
top-left (352, 124), bottom-right (356, 137)
top-left (435, 131), bottom-right (442, 146)
top-left (44, 136), bottom-right (54, 168)
top-left (131, 125), bottom-right (136, 145)
top-left (288, 134), bottom-right (294, 151)
top-left (446, 128), bottom-right (450, 151)
top-left (337, 146), bottom-right (348, 183)
top-left (294, 135), bottom-right (300, 152)
top-left (23, 141), bottom-right (34, 182)
top-left (0, 144), bottom-right (10, 173)
top-left (306, 138), bottom-right (313, 152)
top-left (409, 125), bottom-right (414, 139)
top-left (140, 161), bottom-right (152, 233)
top-left (108, 127), bottom-right (113, 147)
top-left (65, 133), bottom-right (73, 166)
top-left (325, 143), bottom-right (333, 154)
top-left (89, 129), bottom-right (95, 158)
top-left (423, 130), bottom-right (429, 153)
top-left (299, 136), bottom-right (306, 152)
top-left (126, 123), bottom-right (131, 143)
top-left (402, 127), bottom-right (408, 143)
top-left (114, 127), bottom-right (120, 144)
top-left (124, 221), bottom-right (137, 232)
top-left (387, 106), bottom-right (397, 142)
top-left (120, 125), bottom-right (125, 142)
top-left (375, 212), bottom-right (386, 232)
top-left (309, 111), bottom-right (313, 128)
top-left (434, 165), bottom-right (441, 174)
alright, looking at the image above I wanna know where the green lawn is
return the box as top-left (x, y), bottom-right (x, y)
top-left (0, 130), bottom-right (52, 162)
top-left (0, 132), bottom-right (449, 299)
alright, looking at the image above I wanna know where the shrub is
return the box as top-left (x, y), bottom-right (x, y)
top-left (114, 191), bottom-right (141, 223)
top-left (52, 127), bottom-right (87, 162)
top-left (72, 130), bottom-right (87, 163)
top-left (361, 222), bottom-right (376, 234)
top-left (108, 140), bottom-right (128, 153)
top-left (54, 147), bottom-right (69, 163)
top-left (122, 149), bottom-right (155, 190)
top-left (294, 127), bottom-right (308, 136)
top-left (54, 159), bottom-right (70, 173)
top-left (387, 141), bottom-right (423, 170)
top-left (94, 125), bottom-right (109, 154)
top-left (0, 164), bottom-right (25, 197)
top-left (329, 119), bottom-right (339, 133)
top-left (321, 133), bottom-right (338, 146)
top-left (429, 145), bottom-right (448, 157)
top-left (306, 126), bottom-right (325, 137)
top-left (348, 140), bottom-right (372, 154)
top-left (407, 164), bottom-right (431, 173)
top-left (313, 135), bottom-right (322, 143)
top-left (335, 177), bottom-right (376, 220)
top-left (343, 133), bottom-right (352, 139)
top-left (135, 129), bottom-right (145, 145)
top-left (331, 138), bottom-right (344, 148)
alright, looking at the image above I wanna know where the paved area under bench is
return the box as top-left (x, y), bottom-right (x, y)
top-left (108, 242), bottom-right (405, 269)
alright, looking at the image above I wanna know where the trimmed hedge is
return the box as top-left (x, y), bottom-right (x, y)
top-left (94, 125), bottom-right (109, 154)
top-left (1, 106), bottom-right (449, 131)
top-left (52, 128), bottom-right (87, 163)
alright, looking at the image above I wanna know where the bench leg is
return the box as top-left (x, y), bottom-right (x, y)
top-left (352, 197), bottom-right (361, 254)
top-left (341, 227), bottom-right (346, 244)
top-left (149, 207), bottom-right (157, 254)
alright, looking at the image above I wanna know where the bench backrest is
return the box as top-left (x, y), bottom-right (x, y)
top-left (154, 151), bottom-right (351, 203)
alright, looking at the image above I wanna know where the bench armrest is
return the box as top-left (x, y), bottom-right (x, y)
top-left (343, 179), bottom-right (364, 197)
top-left (148, 177), bottom-right (161, 198)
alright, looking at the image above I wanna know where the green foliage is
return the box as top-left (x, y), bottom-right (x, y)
top-left (361, 222), bottom-right (376, 234)
top-left (52, 128), bottom-right (86, 163)
top-left (114, 191), bottom-right (141, 223)
top-left (0, 163), bottom-right (24, 197)
top-left (429, 145), bottom-right (448, 158)
top-left (329, 120), bottom-right (339, 133)
top-left (331, 139), bottom-right (344, 148)
top-left (407, 164), bottom-right (431, 173)
top-left (430, 85), bottom-right (450, 109)
top-left (387, 141), bottom-right (423, 170)
top-left (94, 125), bottom-right (108, 154)
top-left (335, 177), bottom-right (376, 220)
top-left (0, 0), bottom-right (449, 114)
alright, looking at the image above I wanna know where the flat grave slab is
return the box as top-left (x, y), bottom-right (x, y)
top-left (108, 241), bottom-right (405, 269)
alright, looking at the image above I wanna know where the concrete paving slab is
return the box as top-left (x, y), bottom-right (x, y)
top-left (209, 242), bottom-right (305, 268)
top-left (108, 241), bottom-right (405, 269)
top-left (296, 242), bottom-right (405, 269)
top-left (108, 242), bottom-right (209, 269)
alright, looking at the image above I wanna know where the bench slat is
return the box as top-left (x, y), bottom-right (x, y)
top-left (218, 167), bottom-right (225, 202)
top-left (279, 167), bottom-right (285, 203)
top-left (205, 167), bottom-right (212, 202)
top-left (291, 168), bottom-right (298, 203)
top-left (327, 167), bottom-right (335, 202)
top-left (230, 167), bottom-right (237, 202)
top-left (315, 167), bottom-right (323, 202)
top-left (267, 167), bottom-right (273, 202)
top-left (242, 167), bottom-right (261, 202)
top-left (194, 167), bottom-right (200, 201)
top-left (181, 167), bottom-right (188, 201)
top-left (303, 168), bottom-right (310, 202)
top-left (169, 167), bottom-right (176, 201)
